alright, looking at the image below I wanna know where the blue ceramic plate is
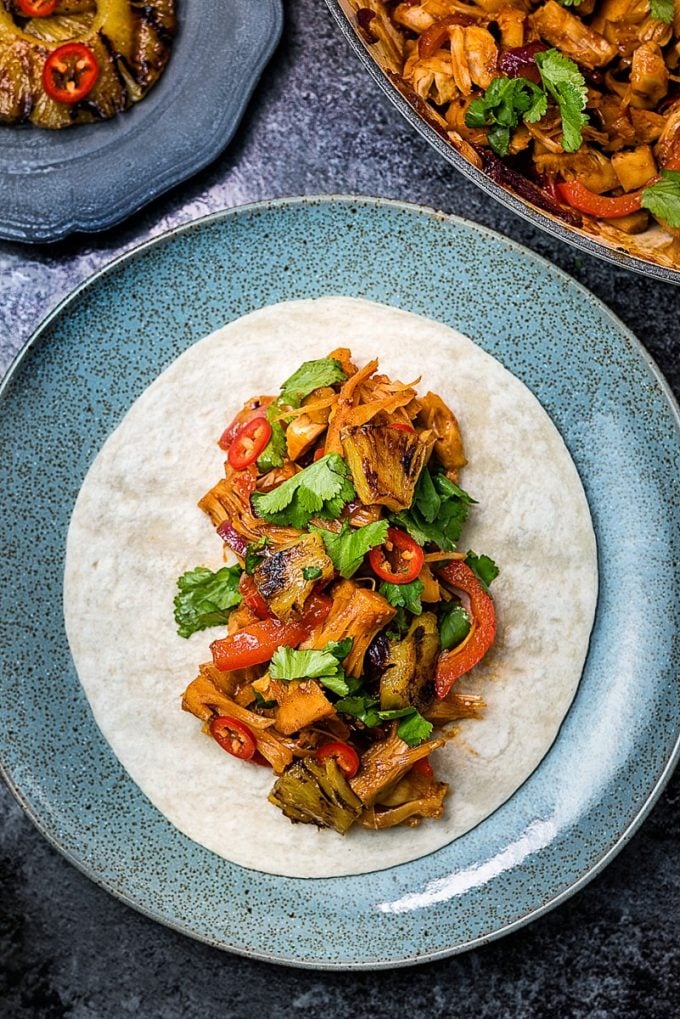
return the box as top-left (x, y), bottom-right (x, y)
top-left (0, 197), bottom-right (678, 968)
top-left (0, 1), bottom-right (282, 244)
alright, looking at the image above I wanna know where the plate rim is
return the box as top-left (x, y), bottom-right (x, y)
top-left (1, 194), bottom-right (679, 969)
top-left (323, 0), bottom-right (680, 287)
top-left (0, 0), bottom-right (284, 244)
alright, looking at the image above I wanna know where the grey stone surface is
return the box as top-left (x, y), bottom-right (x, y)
top-left (0, 0), bottom-right (678, 1015)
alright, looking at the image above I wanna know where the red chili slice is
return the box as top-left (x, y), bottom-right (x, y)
top-left (368, 527), bottom-right (424, 585)
top-left (18, 0), bottom-right (57, 14)
top-left (209, 716), bottom-right (257, 760)
top-left (389, 422), bottom-right (416, 433)
top-left (228, 416), bottom-right (272, 470)
top-left (218, 401), bottom-right (271, 451)
top-left (43, 43), bottom-right (99, 104)
top-left (411, 756), bottom-right (434, 780)
top-left (315, 741), bottom-right (360, 778)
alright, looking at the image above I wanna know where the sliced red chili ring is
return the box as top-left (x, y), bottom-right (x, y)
top-left (227, 416), bottom-right (272, 470)
top-left (18, 0), bottom-right (57, 15)
top-left (43, 43), bottom-right (99, 104)
top-left (368, 527), bottom-right (424, 585)
top-left (315, 740), bottom-right (360, 778)
top-left (218, 404), bottom-right (269, 451)
top-left (209, 716), bottom-right (257, 760)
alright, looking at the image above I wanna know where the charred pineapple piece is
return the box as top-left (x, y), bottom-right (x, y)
top-left (341, 423), bottom-right (433, 512)
top-left (360, 765), bottom-right (449, 828)
top-left (269, 678), bottom-right (336, 736)
top-left (0, 0), bottom-right (176, 128)
top-left (350, 726), bottom-right (444, 807)
top-left (424, 691), bottom-right (487, 725)
top-left (416, 392), bottom-right (466, 477)
top-left (252, 533), bottom-right (334, 621)
top-left (359, 783), bottom-right (449, 828)
top-left (285, 387), bottom-right (335, 462)
top-left (379, 612), bottom-right (440, 711)
top-left (301, 579), bottom-right (395, 677)
top-left (268, 757), bottom-right (363, 834)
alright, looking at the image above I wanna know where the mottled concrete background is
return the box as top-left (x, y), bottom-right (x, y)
top-left (1, 2), bottom-right (678, 1016)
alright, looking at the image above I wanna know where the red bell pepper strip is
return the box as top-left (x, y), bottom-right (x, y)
top-left (434, 560), bottom-right (496, 699)
top-left (211, 592), bottom-right (332, 671)
top-left (555, 182), bottom-right (644, 219)
top-left (418, 15), bottom-right (475, 58)
top-left (238, 574), bottom-right (270, 619)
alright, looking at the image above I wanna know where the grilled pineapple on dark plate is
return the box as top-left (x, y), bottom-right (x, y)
top-left (0, 0), bottom-right (176, 128)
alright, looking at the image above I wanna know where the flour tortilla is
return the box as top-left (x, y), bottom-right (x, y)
top-left (64, 297), bottom-right (597, 878)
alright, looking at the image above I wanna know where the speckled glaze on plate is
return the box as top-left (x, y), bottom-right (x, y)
top-left (0, 1), bottom-right (282, 244)
top-left (0, 197), bottom-right (678, 969)
top-left (324, 0), bottom-right (680, 285)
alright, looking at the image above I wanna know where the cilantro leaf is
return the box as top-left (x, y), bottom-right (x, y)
top-left (269, 640), bottom-right (353, 697)
top-left (378, 579), bottom-right (424, 615)
top-left (386, 606), bottom-right (410, 640)
top-left (413, 465), bottom-right (440, 523)
top-left (466, 76), bottom-right (547, 157)
top-left (257, 404), bottom-right (287, 473)
top-left (397, 711), bottom-right (433, 747)
top-left (173, 565), bottom-right (242, 638)
top-left (641, 170), bottom-right (680, 229)
top-left (253, 690), bottom-right (277, 709)
top-left (391, 470), bottom-right (474, 551)
top-left (251, 453), bottom-right (355, 530)
top-left (326, 638), bottom-right (354, 661)
top-left (535, 49), bottom-right (588, 154)
top-left (312, 518), bottom-right (388, 578)
top-left (465, 551), bottom-right (500, 590)
top-left (270, 646), bottom-right (340, 680)
top-left (334, 694), bottom-right (379, 722)
top-left (303, 566), bottom-right (322, 580)
top-left (439, 602), bottom-right (471, 650)
top-left (650, 0), bottom-right (674, 21)
top-left (279, 358), bottom-right (347, 408)
top-left (334, 695), bottom-right (432, 745)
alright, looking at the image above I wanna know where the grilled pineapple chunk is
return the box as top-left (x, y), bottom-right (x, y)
top-left (0, 0), bottom-right (176, 128)
top-left (269, 757), bottom-right (363, 833)
top-left (341, 423), bottom-right (434, 512)
top-left (301, 579), bottom-right (395, 677)
top-left (379, 612), bottom-right (440, 711)
top-left (252, 533), bottom-right (335, 621)
top-left (350, 726), bottom-right (445, 807)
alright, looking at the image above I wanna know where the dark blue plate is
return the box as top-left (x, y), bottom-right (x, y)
top-left (0, 198), bottom-right (678, 967)
top-left (0, 1), bottom-right (283, 243)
